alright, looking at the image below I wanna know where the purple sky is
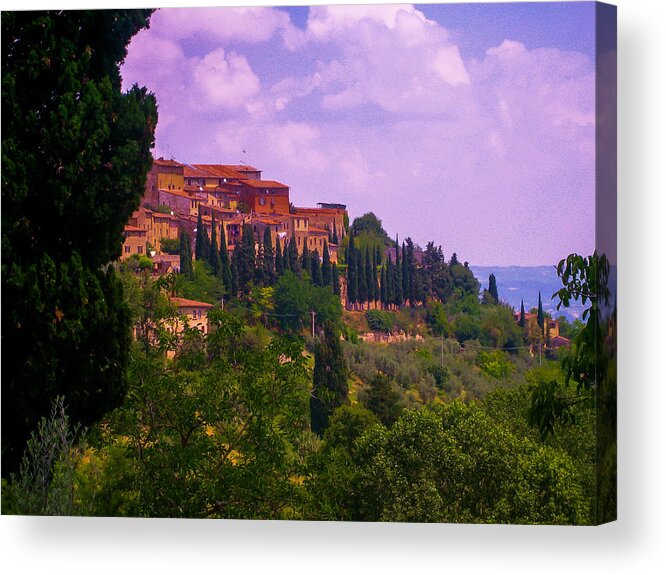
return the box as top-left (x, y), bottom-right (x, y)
top-left (121, 2), bottom-right (597, 266)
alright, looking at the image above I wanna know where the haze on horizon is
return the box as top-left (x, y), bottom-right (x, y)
top-left (121, 2), bottom-right (597, 267)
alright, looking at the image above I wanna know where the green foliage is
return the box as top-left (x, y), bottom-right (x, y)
top-left (175, 260), bottom-right (225, 304)
top-left (160, 237), bottom-right (180, 255)
top-left (365, 309), bottom-right (394, 333)
top-left (359, 373), bottom-right (403, 427)
top-left (310, 326), bottom-right (350, 435)
top-left (479, 306), bottom-right (524, 350)
top-left (3, 397), bottom-right (85, 516)
top-left (353, 404), bottom-right (590, 524)
top-left (453, 314), bottom-right (481, 343)
top-left (273, 271), bottom-right (342, 334)
top-left (2, 9), bottom-right (156, 474)
top-left (476, 349), bottom-right (514, 379)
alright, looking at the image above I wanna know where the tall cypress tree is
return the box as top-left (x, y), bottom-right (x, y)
top-left (2, 9), bottom-right (157, 473)
top-left (179, 229), bottom-right (193, 280)
top-left (262, 226), bottom-right (275, 285)
top-left (310, 325), bottom-right (349, 436)
top-left (401, 242), bottom-right (409, 305)
top-left (372, 247), bottom-right (380, 303)
top-left (519, 299), bottom-right (526, 327)
top-left (311, 250), bottom-right (323, 287)
top-left (208, 213), bottom-right (221, 276)
top-left (283, 238), bottom-right (291, 272)
top-left (380, 264), bottom-right (388, 308)
top-left (537, 292), bottom-right (545, 332)
top-left (230, 252), bottom-right (239, 297)
top-left (332, 221), bottom-right (339, 245)
top-left (331, 263), bottom-right (341, 297)
top-left (195, 211), bottom-right (210, 262)
top-left (365, 246), bottom-right (374, 303)
top-left (236, 223), bottom-right (255, 294)
top-left (301, 245), bottom-right (311, 279)
top-left (219, 222), bottom-right (232, 293)
top-left (288, 232), bottom-right (299, 273)
top-left (394, 240), bottom-right (403, 306)
top-left (322, 241), bottom-right (332, 287)
top-left (275, 238), bottom-right (284, 276)
top-left (386, 256), bottom-right (395, 307)
top-left (357, 249), bottom-right (367, 305)
top-left (488, 273), bottom-right (499, 303)
top-left (347, 234), bottom-right (357, 305)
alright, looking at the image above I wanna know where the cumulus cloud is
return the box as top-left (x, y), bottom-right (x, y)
top-left (121, 4), bottom-right (596, 265)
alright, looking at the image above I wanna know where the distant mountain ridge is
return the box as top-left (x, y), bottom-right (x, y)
top-left (470, 265), bottom-right (585, 322)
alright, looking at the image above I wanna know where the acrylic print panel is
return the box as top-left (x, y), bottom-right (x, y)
top-left (1, 2), bottom-right (616, 524)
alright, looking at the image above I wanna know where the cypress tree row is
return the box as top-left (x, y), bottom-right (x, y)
top-left (219, 223), bottom-right (232, 293)
top-left (322, 241), bottom-right (332, 287)
top-left (195, 212), bottom-right (210, 262)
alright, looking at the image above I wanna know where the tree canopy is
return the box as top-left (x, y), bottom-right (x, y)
top-left (1, 10), bottom-right (157, 474)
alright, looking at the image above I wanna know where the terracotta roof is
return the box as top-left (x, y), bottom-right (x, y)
top-left (191, 164), bottom-right (247, 180)
top-left (124, 225), bottom-right (146, 233)
top-left (309, 226), bottom-right (329, 235)
top-left (293, 206), bottom-right (342, 214)
top-left (159, 188), bottom-right (205, 201)
top-left (226, 164), bottom-right (260, 173)
top-left (151, 211), bottom-right (179, 221)
top-left (253, 215), bottom-right (289, 225)
top-left (171, 297), bottom-right (213, 309)
top-left (153, 158), bottom-right (182, 167)
top-left (183, 165), bottom-right (215, 178)
top-left (242, 179), bottom-right (289, 189)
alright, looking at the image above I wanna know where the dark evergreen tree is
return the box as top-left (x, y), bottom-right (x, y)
top-left (230, 253), bottom-right (239, 297)
top-left (208, 213), bottom-right (222, 276)
top-left (372, 247), bottom-right (380, 303)
top-left (301, 245), bottom-right (311, 279)
top-left (519, 299), bottom-right (526, 327)
top-left (380, 264), bottom-right (388, 307)
top-left (195, 212), bottom-right (209, 262)
top-left (2, 9), bottom-right (157, 474)
top-left (394, 240), bottom-right (403, 306)
top-left (489, 273), bottom-right (499, 303)
top-left (346, 234), bottom-right (358, 305)
top-left (332, 221), bottom-right (339, 245)
top-left (288, 233), bottom-right (299, 273)
top-left (262, 226), bottom-right (275, 285)
top-left (365, 246), bottom-right (375, 303)
top-left (236, 224), bottom-right (255, 294)
top-left (537, 292), bottom-right (545, 331)
top-left (219, 223), bottom-right (232, 293)
top-left (450, 252), bottom-right (459, 267)
top-left (362, 373), bottom-right (402, 428)
top-left (331, 263), bottom-right (341, 297)
top-left (310, 325), bottom-right (349, 436)
top-left (322, 242), bottom-right (332, 287)
top-left (311, 250), bottom-right (323, 287)
top-left (386, 256), bottom-right (395, 307)
top-left (179, 229), bottom-right (193, 280)
top-left (275, 238), bottom-right (284, 276)
top-left (357, 249), bottom-right (367, 305)
top-left (401, 242), bottom-right (410, 305)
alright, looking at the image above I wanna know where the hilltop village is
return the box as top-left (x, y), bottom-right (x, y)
top-left (122, 158), bottom-right (346, 271)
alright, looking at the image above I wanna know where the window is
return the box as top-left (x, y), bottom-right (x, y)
top-left (137, 246), bottom-right (143, 254)
top-left (259, 197), bottom-right (266, 206)
top-left (124, 245), bottom-right (131, 254)
top-left (192, 310), bottom-right (197, 319)
top-left (198, 310), bottom-right (202, 320)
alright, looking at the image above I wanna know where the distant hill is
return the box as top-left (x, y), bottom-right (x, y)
top-left (470, 265), bottom-right (586, 322)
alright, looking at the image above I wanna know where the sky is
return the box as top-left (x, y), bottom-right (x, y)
top-left (120, 2), bottom-right (598, 266)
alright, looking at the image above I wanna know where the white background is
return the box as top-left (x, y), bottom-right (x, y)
top-left (1, 0), bottom-right (664, 573)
